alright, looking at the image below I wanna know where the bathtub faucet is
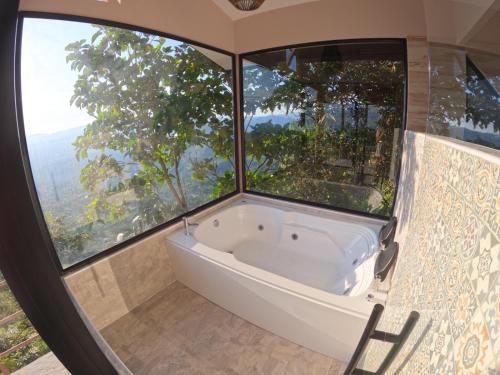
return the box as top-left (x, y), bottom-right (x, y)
top-left (182, 216), bottom-right (199, 236)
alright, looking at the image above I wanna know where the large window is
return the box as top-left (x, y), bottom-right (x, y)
top-left (20, 17), bottom-right (236, 268)
top-left (242, 41), bottom-right (406, 217)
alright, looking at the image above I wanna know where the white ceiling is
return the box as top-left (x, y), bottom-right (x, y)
top-left (212, 0), bottom-right (321, 20)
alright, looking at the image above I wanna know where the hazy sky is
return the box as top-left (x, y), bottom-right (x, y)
top-left (20, 18), bottom-right (182, 136)
top-left (21, 18), bottom-right (95, 136)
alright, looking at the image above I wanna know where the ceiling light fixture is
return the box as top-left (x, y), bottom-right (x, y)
top-left (228, 0), bottom-right (266, 11)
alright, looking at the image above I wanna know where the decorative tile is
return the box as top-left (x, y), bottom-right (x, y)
top-left (456, 213), bottom-right (480, 262)
top-left (480, 278), bottom-right (500, 354)
top-left (473, 160), bottom-right (497, 222)
top-left (429, 318), bottom-right (453, 368)
top-left (364, 131), bottom-right (500, 374)
top-left (444, 258), bottom-right (467, 300)
top-left (468, 230), bottom-right (500, 302)
top-left (454, 311), bottom-right (494, 374)
top-left (448, 279), bottom-right (478, 340)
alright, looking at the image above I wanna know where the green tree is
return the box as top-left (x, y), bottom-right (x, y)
top-left (66, 26), bottom-right (234, 228)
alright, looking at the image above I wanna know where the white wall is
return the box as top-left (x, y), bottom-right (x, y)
top-left (19, 0), bottom-right (431, 54)
top-left (234, 0), bottom-right (428, 53)
top-left (19, 0), bottom-right (235, 52)
top-left (423, 0), bottom-right (500, 54)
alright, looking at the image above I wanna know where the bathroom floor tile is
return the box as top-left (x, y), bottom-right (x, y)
top-left (101, 282), bottom-right (343, 375)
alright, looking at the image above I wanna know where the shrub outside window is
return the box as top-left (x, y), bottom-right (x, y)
top-left (21, 18), bottom-right (236, 268)
top-left (242, 41), bottom-right (406, 217)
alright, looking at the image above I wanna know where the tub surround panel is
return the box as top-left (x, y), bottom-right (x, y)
top-left (65, 232), bottom-right (176, 330)
top-left (362, 133), bottom-right (500, 374)
top-left (64, 194), bottom-right (242, 330)
top-left (101, 282), bottom-right (346, 375)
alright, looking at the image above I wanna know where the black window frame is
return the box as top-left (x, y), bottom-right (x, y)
top-left (1, 3), bottom-right (124, 373)
top-left (16, 12), bottom-right (241, 274)
top-left (239, 39), bottom-right (408, 220)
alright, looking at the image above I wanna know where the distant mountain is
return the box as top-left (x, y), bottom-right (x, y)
top-left (247, 114), bottom-right (300, 126)
top-left (448, 126), bottom-right (500, 149)
top-left (25, 124), bottom-right (231, 222)
top-left (246, 107), bottom-right (382, 130)
top-left (27, 126), bottom-right (88, 217)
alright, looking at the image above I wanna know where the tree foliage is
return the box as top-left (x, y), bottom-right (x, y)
top-left (241, 55), bottom-right (405, 215)
top-left (66, 26), bottom-right (235, 232)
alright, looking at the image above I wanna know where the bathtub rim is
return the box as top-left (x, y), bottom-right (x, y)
top-left (238, 193), bottom-right (387, 230)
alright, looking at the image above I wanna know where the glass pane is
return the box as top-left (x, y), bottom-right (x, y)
top-left (21, 18), bottom-right (236, 268)
top-left (242, 42), bottom-right (406, 216)
top-left (428, 45), bottom-right (500, 150)
top-left (465, 56), bottom-right (500, 148)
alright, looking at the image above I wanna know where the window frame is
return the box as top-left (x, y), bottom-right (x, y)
top-left (16, 12), bottom-right (241, 274)
top-left (239, 39), bottom-right (408, 220)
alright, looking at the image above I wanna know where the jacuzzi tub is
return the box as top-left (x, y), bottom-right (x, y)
top-left (166, 199), bottom-right (386, 361)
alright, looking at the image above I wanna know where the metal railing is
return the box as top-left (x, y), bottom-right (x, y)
top-left (344, 304), bottom-right (420, 375)
top-left (0, 280), bottom-right (40, 375)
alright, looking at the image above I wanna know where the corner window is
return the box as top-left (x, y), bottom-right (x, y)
top-left (20, 18), bottom-right (236, 268)
top-left (242, 41), bottom-right (406, 217)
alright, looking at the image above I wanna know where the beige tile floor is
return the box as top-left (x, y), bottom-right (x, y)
top-left (101, 282), bottom-right (346, 375)
top-left (12, 352), bottom-right (69, 375)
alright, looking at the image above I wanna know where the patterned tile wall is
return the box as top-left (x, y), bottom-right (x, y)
top-left (362, 133), bottom-right (499, 374)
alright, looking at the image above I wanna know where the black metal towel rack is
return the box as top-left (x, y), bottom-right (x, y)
top-left (344, 304), bottom-right (420, 375)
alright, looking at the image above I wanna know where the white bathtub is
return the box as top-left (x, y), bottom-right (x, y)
top-left (166, 199), bottom-right (386, 361)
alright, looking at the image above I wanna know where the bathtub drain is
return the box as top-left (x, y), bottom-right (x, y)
top-left (291, 233), bottom-right (298, 240)
top-left (258, 225), bottom-right (264, 231)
